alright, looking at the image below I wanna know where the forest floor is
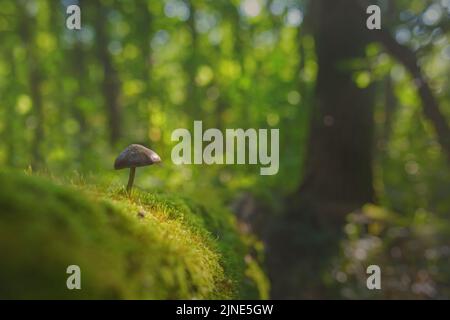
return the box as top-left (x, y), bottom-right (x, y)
top-left (0, 170), bottom-right (268, 299)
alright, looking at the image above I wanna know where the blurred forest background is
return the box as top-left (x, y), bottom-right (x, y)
top-left (0, 0), bottom-right (449, 299)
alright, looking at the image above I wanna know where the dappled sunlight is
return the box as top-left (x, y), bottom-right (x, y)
top-left (0, 0), bottom-right (449, 300)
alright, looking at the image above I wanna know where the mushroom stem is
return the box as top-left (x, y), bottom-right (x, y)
top-left (127, 167), bottom-right (136, 193)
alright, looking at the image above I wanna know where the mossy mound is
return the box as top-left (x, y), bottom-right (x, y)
top-left (0, 170), bottom-right (268, 299)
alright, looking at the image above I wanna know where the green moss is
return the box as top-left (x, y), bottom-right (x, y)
top-left (0, 170), bottom-right (268, 299)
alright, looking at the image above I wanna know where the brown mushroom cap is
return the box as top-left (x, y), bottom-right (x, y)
top-left (114, 144), bottom-right (161, 170)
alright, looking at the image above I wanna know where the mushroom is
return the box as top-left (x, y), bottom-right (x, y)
top-left (114, 144), bottom-right (161, 193)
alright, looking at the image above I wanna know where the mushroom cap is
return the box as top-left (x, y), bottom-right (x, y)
top-left (114, 144), bottom-right (161, 170)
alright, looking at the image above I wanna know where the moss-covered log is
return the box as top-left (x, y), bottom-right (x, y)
top-left (0, 170), bottom-right (268, 299)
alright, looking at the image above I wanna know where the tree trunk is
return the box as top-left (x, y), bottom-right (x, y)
top-left (18, 4), bottom-right (44, 169)
top-left (4, 51), bottom-right (18, 166)
top-left (94, 3), bottom-right (122, 147)
top-left (186, 0), bottom-right (199, 116)
top-left (139, 1), bottom-right (153, 140)
top-left (266, 0), bottom-right (375, 298)
top-left (302, 0), bottom-right (375, 215)
top-left (72, 40), bottom-right (90, 168)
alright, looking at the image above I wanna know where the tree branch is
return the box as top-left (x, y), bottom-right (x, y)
top-left (371, 30), bottom-right (450, 163)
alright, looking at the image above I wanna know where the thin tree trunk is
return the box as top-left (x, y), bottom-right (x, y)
top-left (94, 3), bottom-right (121, 147)
top-left (231, 4), bottom-right (249, 125)
top-left (72, 40), bottom-right (90, 167)
top-left (4, 51), bottom-right (17, 166)
top-left (184, 0), bottom-right (199, 117)
top-left (382, 75), bottom-right (396, 144)
top-left (139, 1), bottom-right (153, 139)
top-left (18, 5), bottom-right (44, 169)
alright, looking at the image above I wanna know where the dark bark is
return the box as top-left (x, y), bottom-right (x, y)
top-left (4, 51), bottom-right (17, 166)
top-left (72, 40), bottom-right (90, 167)
top-left (382, 75), bottom-right (397, 144)
top-left (231, 4), bottom-right (249, 125)
top-left (186, 0), bottom-right (199, 115)
top-left (266, 0), bottom-right (376, 298)
top-left (94, 3), bottom-right (122, 146)
top-left (302, 0), bottom-right (375, 211)
top-left (18, 5), bottom-right (44, 169)
top-left (139, 1), bottom-right (153, 138)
